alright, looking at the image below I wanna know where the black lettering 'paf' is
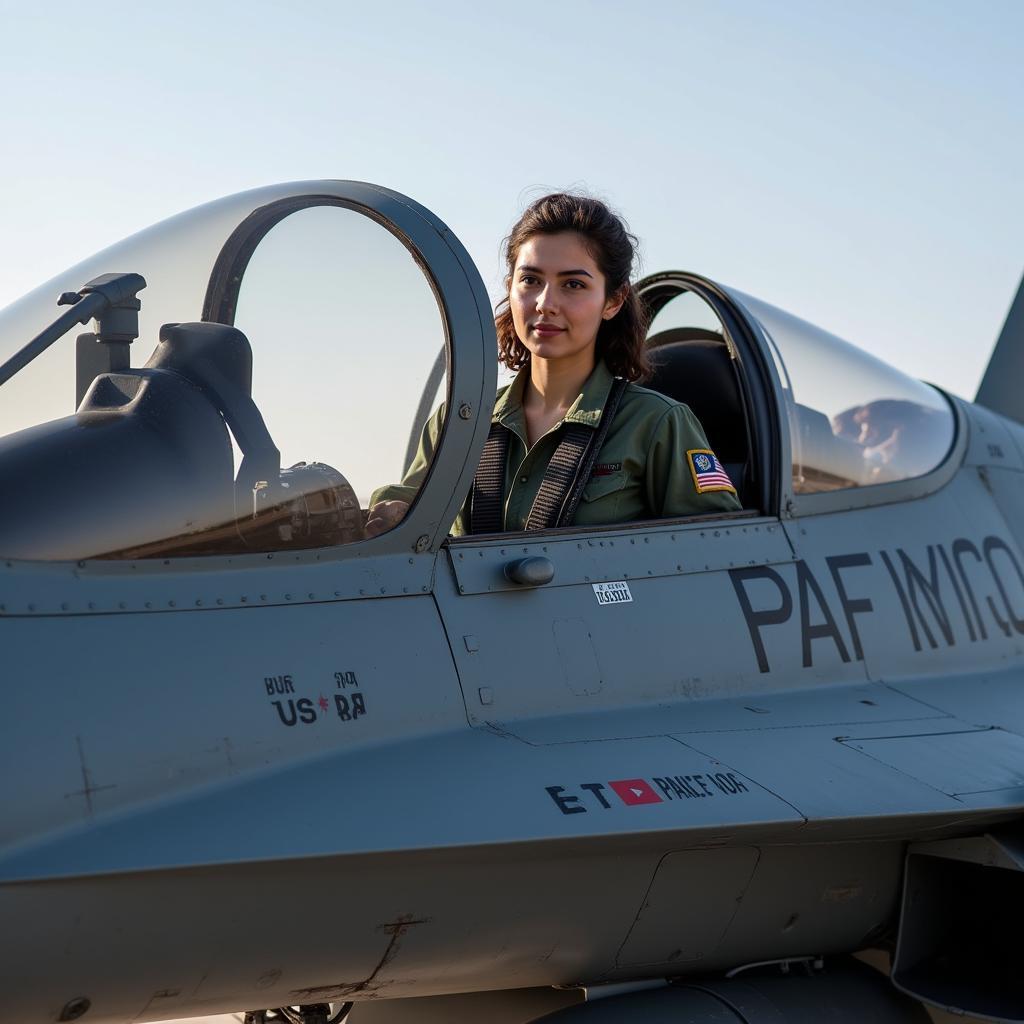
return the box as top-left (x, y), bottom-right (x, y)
top-left (729, 566), bottom-right (793, 674)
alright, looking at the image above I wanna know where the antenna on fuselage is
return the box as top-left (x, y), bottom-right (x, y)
top-left (976, 271), bottom-right (1024, 423)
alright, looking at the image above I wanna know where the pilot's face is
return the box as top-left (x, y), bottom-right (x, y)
top-left (510, 232), bottom-right (624, 366)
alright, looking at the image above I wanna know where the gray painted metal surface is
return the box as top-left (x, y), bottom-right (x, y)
top-left (0, 183), bottom-right (1022, 1024)
top-left (977, 271), bottom-right (1024, 424)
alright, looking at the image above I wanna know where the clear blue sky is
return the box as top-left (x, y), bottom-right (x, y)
top-left (0, 0), bottom-right (1020, 399)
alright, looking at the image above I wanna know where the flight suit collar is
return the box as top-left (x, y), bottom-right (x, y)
top-left (492, 360), bottom-right (616, 436)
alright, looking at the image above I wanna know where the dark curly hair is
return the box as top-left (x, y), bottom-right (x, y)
top-left (495, 192), bottom-right (650, 381)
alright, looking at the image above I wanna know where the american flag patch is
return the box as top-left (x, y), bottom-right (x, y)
top-left (687, 449), bottom-right (736, 494)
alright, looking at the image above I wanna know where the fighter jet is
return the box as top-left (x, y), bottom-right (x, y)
top-left (0, 180), bottom-right (1022, 1024)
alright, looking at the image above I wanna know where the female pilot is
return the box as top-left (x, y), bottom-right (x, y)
top-left (366, 193), bottom-right (740, 537)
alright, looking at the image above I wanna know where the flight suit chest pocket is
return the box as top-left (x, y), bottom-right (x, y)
top-left (581, 469), bottom-right (629, 506)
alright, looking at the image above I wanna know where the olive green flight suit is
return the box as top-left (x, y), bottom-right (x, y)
top-left (371, 360), bottom-right (741, 535)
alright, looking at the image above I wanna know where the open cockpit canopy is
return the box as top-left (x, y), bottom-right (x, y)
top-left (739, 292), bottom-right (957, 495)
top-left (637, 275), bottom-right (957, 506)
top-left (0, 181), bottom-right (492, 562)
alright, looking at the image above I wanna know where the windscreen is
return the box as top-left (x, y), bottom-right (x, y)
top-left (0, 185), bottom-right (449, 560)
top-left (0, 184), bottom-right (292, 442)
top-left (737, 293), bottom-right (955, 494)
top-left (232, 204), bottom-right (444, 504)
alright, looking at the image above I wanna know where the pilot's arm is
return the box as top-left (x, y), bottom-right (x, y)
top-left (366, 403), bottom-right (446, 535)
top-left (644, 404), bottom-right (742, 516)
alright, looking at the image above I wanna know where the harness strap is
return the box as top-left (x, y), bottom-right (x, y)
top-left (469, 377), bottom-right (629, 535)
top-left (523, 423), bottom-right (593, 531)
top-left (548, 376), bottom-right (628, 529)
top-left (468, 422), bottom-right (509, 535)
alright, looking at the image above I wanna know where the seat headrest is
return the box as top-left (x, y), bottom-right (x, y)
top-left (645, 331), bottom-right (745, 461)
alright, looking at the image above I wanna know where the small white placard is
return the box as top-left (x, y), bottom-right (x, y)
top-left (593, 581), bottom-right (633, 606)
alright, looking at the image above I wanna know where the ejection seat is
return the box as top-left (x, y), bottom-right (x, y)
top-left (644, 327), bottom-right (751, 506)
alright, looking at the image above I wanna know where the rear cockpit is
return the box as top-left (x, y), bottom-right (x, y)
top-left (637, 271), bottom-right (959, 515)
top-left (741, 293), bottom-right (957, 496)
